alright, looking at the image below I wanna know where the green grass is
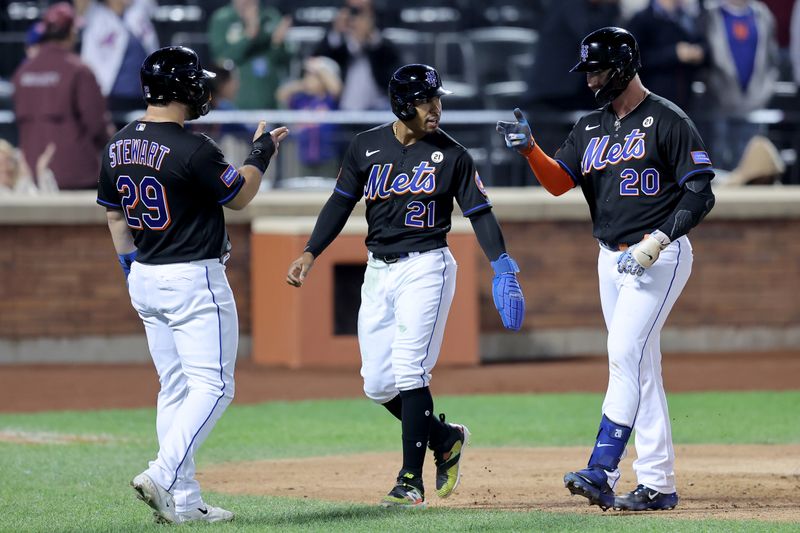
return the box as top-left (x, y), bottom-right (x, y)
top-left (0, 391), bottom-right (797, 532)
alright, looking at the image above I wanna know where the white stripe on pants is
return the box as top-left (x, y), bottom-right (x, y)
top-left (128, 259), bottom-right (238, 512)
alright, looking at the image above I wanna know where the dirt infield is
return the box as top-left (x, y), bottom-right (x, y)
top-left (2, 351), bottom-right (799, 412)
top-left (3, 351), bottom-right (798, 523)
top-left (200, 445), bottom-right (800, 522)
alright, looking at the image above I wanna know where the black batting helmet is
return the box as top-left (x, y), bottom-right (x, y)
top-left (570, 27), bottom-right (641, 106)
top-left (388, 64), bottom-right (452, 121)
top-left (141, 46), bottom-right (215, 120)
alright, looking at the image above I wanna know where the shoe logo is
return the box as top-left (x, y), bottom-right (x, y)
top-left (366, 149), bottom-right (381, 157)
top-left (597, 443), bottom-right (614, 447)
top-left (585, 124), bottom-right (600, 131)
top-left (648, 491), bottom-right (659, 500)
top-left (198, 508), bottom-right (208, 515)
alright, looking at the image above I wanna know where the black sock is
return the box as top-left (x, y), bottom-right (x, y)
top-left (428, 412), bottom-right (450, 450)
top-left (382, 395), bottom-right (402, 421)
top-left (399, 387), bottom-right (434, 477)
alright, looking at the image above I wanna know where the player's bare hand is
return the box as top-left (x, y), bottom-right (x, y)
top-left (497, 108), bottom-right (534, 153)
top-left (287, 252), bottom-right (315, 287)
top-left (270, 126), bottom-right (290, 152)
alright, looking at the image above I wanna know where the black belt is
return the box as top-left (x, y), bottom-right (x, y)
top-left (373, 252), bottom-right (410, 264)
top-left (599, 240), bottom-right (631, 252)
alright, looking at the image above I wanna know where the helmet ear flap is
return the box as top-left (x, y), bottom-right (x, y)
top-left (399, 101), bottom-right (416, 121)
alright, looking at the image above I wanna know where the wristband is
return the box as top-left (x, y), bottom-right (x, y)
top-left (243, 132), bottom-right (276, 173)
top-left (491, 253), bottom-right (520, 275)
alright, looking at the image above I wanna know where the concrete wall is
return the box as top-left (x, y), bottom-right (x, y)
top-left (1, 187), bottom-right (798, 363)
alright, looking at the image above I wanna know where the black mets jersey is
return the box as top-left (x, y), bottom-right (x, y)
top-left (555, 93), bottom-right (714, 246)
top-left (334, 123), bottom-right (492, 255)
top-left (96, 121), bottom-right (244, 264)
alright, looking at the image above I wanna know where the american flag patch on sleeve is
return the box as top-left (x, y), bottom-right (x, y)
top-left (691, 151), bottom-right (711, 165)
top-left (219, 164), bottom-right (239, 187)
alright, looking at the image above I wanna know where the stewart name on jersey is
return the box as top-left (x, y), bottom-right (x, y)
top-left (334, 123), bottom-right (492, 256)
top-left (554, 93), bottom-right (714, 246)
top-left (96, 121), bottom-right (245, 264)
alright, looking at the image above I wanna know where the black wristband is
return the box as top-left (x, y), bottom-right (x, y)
top-left (243, 132), bottom-right (276, 173)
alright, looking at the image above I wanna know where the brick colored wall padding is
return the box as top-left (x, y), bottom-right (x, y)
top-left (2, 220), bottom-right (799, 342)
top-left (250, 232), bottom-right (479, 368)
top-left (0, 224), bottom-right (252, 338)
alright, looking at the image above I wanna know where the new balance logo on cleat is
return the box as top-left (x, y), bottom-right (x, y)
top-left (381, 471), bottom-right (426, 509)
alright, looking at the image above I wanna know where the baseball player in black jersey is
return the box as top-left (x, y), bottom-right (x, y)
top-left (498, 27), bottom-right (715, 512)
top-left (96, 46), bottom-right (288, 524)
top-left (287, 64), bottom-right (525, 508)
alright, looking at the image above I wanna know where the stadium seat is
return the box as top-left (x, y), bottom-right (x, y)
top-left (466, 27), bottom-right (538, 88)
top-left (381, 28), bottom-right (435, 67)
top-left (397, 6), bottom-right (462, 32)
top-left (433, 33), bottom-right (476, 88)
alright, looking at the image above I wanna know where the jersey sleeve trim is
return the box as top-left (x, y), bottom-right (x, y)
top-left (678, 167), bottom-right (714, 186)
top-left (463, 201), bottom-right (492, 217)
top-left (555, 159), bottom-right (580, 185)
top-left (218, 176), bottom-right (245, 205)
top-left (334, 186), bottom-right (358, 199)
top-left (97, 198), bottom-right (121, 209)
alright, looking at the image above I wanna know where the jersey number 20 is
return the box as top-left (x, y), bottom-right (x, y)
top-left (117, 175), bottom-right (172, 230)
top-left (620, 168), bottom-right (660, 196)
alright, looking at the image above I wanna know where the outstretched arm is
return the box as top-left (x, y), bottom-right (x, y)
top-left (286, 192), bottom-right (358, 287)
top-left (497, 108), bottom-right (574, 196)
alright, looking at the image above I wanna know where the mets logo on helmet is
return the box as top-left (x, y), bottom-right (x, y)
top-left (426, 70), bottom-right (438, 86)
top-left (580, 44), bottom-right (589, 62)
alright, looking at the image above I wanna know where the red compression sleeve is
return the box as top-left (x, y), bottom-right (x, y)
top-left (520, 140), bottom-right (575, 196)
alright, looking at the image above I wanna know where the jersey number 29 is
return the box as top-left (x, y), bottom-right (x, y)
top-left (117, 175), bottom-right (172, 230)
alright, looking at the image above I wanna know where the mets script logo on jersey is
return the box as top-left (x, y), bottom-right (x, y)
top-left (582, 129), bottom-right (647, 174)
top-left (364, 162), bottom-right (436, 200)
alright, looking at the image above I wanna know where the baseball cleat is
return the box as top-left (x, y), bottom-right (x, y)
top-left (613, 484), bottom-right (679, 511)
top-left (131, 472), bottom-right (178, 524)
top-left (432, 416), bottom-right (470, 498)
top-left (166, 504), bottom-right (234, 524)
top-left (380, 471), bottom-right (426, 509)
top-left (564, 467), bottom-right (615, 511)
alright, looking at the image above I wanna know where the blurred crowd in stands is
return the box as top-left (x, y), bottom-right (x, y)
top-left (0, 0), bottom-right (797, 192)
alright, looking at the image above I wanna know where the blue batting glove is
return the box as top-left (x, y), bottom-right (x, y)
top-left (496, 108), bottom-right (534, 152)
top-left (490, 253), bottom-right (526, 331)
top-left (616, 247), bottom-right (645, 276)
top-left (118, 250), bottom-right (138, 280)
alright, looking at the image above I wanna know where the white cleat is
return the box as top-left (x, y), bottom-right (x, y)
top-left (131, 473), bottom-right (179, 524)
top-left (176, 505), bottom-right (234, 524)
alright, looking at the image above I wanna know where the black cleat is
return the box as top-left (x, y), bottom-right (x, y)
top-left (564, 467), bottom-right (615, 511)
top-left (613, 484), bottom-right (679, 511)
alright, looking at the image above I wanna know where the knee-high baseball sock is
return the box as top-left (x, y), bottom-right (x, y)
top-left (399, 387), bottom-right (433, 477)
top-left (382, 395), bottom-right (402, 420)
top-left (386, 393), bottom-right (449, 449)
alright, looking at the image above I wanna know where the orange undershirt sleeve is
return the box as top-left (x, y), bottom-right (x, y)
top-left (520, 140), bottom-right (575, 196)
